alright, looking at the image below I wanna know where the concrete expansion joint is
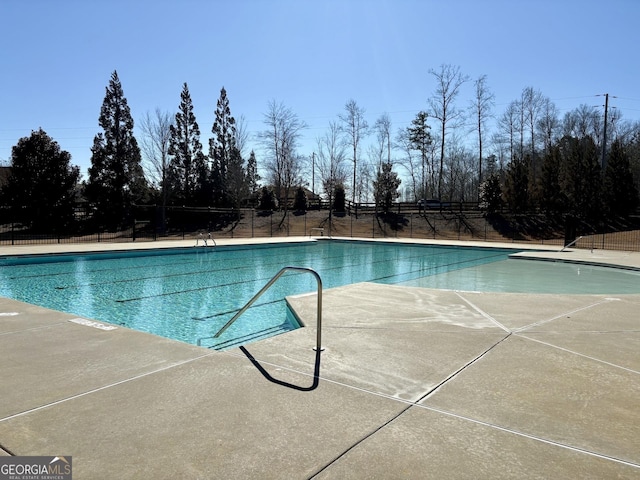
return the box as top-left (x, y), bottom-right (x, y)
top-left (0, 350), bottom-right (220, 424)
top-left (307, 403), bottom-right (413, 479)
top-left (515, 334), bottom-right (640, 376)
top-left (0, 319), bottom-right (70, 337)
top-left (0, 443), bottom-right (16, 456)
top-left (419, 332), bottom-right (512, 402)
top-left (454, 291), bottom-right (510, 332)
top-left (418, 403), bottom-right (640, 470)
top-left (512, 298), bottom-right (616, 334)
top-left (310, 332), bottom-right (516, 479)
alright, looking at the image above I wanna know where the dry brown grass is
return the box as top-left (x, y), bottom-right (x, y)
top-left (208, 210), bottom-right (561, 245)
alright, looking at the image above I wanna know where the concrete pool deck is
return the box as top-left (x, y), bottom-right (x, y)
top-left (0, 238), bottom-right (639, 478)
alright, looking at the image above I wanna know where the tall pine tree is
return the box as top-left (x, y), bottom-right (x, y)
top-left (86, 70), bottom-right (147, 228)
top-left (168, 83), bottom-right (208, 205)
top-left (245, 150), bottom-right (260, 197)
top-left (209, 87), bottom-right (239, 206)
top-left (226, 146), bottom-right (247, 208)
top-left (539, 145), bottom-right (565, 215)
top-left (407, 111), bottom-right (433, 199)
top-left (603, 139), bottom-right (638, 217)
top-left (504, 156), bottom-right (529, 213)
top-left (559, 135), bottom-right (602, 220)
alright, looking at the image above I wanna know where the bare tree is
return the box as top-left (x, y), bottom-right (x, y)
top-left (316, 121), bottom-right (348, 228)
top-left (428, 64), bottom-right (469, 199)
top-left (140, 109), bottom-right (173, 187)
top-left (338, 99), bottom-right (369, 206)
top-left (373, 113), bottom-right (392, 168)
top-left (139, 108), bottom-right (173, 230)
top-left (317, 121), bottom-right (348, 192)
top-left (443, 135), bottom-right (475, 201)
top-left (522, 87), bottom-right (543, 155)
top-left (611, 116), bottom-right (639, 144)
top-left (356, 160), bottom-right (375, 203)
top-left (395, 128), bottom-right (420, 201)
top-left (497, 101), bottom-right (521, 161)
top-left (489, 131), bottom-right (509, 173)
top-left (234, 114), bottom-right (250, 157)
top-left (536, 97), bottom-right (560, 153)
top-left (521, 87), bottom-right (546, 183)
top-left (562, 104), bottom-right (603, 145)
top-left (469, 75), bottom-right (494, 185)
top-left (259, 100), bottom-right (307, 216)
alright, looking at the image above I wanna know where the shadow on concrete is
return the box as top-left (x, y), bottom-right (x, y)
top-left (240, 346), bottom-right (322, 391)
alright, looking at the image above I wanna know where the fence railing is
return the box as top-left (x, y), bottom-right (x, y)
top-left (1, 204), bottom-right (639, 252)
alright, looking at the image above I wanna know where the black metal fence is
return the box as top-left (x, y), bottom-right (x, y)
top-left (1, 203), bottom-right (639, 252)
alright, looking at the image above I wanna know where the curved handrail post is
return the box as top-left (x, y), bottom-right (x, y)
top-left (213, 266), bottom-right (323, 352)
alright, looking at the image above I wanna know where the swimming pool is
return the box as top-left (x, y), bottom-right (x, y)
top-left (0, 240), bottom-right (638, 349)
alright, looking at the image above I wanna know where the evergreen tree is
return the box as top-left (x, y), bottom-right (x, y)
top-left (504, 156), bottom-right (529, 213)
top-left (559, 135), bottom-right (601, 220)
top-left (86, 71), bottom-right (147, 227)
top-left (258, 186), bottom-right (277, 210)
top-left (333, 184), bottom-right (346, 212)
top-left (246, 150), bottom-right (260, 195)
top-left (293, 186), bottom-right (307, 212)
top-left (168, 83), bottom-right (208, 205)
top-left (226, 146), bottom-right (247, 208)
top-left (603, 139), bottom-right (638, 217)
top-left (209, 87), bottom-right (238, 206)
top-left (3, 128), bottom-right (80, 231)
top-left (407, 111), bottom-right (433, 199)
top-left (539, 145), bottom-right (565, 215)
top-left (478, 172), bottom-right (502, 214)
top-left (373, 162), bottom-right (401, 214)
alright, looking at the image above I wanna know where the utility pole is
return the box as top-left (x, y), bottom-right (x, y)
top-left (601, 93), bottom-right (609, 172)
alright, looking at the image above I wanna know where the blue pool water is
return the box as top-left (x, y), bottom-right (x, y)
top-left (0, 240), bottom-right (638, 349)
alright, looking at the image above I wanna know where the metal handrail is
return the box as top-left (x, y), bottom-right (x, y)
top-left (560, 235), bottom-right (583, 252)
top-left (212, 266), bottom-right (323, 351)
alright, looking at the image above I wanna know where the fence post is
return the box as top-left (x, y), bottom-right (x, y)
top-left (372, 211), bottom-right (375, 238)
top-left (350, 205), bottom-right (354, 237)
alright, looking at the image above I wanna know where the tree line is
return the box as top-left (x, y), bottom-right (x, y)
top-left (1, 66), bottom-right (639, 233)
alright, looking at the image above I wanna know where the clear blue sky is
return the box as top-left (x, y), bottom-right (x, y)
top-left (1, 0), bottom-right (639, 179)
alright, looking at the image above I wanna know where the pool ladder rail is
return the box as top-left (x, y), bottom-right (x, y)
top-left (200, 266), bottom-right (324, 352)
top-left (195, 232), bottom-right (216, 247)
top-left (560, 235), bottom-right (583, 252)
